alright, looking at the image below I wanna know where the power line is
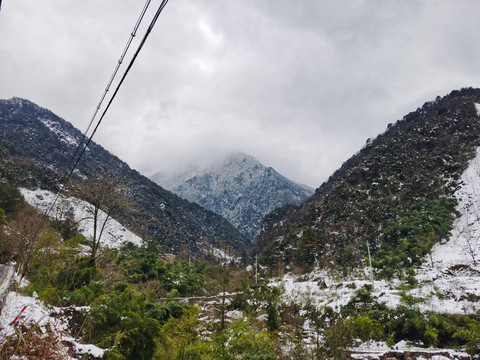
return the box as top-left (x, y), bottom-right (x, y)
top-left (66, 0), bottom-right (170, 183)
top-left (43, 0), bottom-right (156, 220)
top-left (68, 0), bottom-right (153, 175)
top-left (33, 0), bottom-right (170, 240)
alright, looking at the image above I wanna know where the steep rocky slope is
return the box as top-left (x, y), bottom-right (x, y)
top-left (256, 88), bottom-right (480, 269)
top-left (152, 153), bottom-right (313, 241)
top-left (0, 98), bottom-right (249, 255)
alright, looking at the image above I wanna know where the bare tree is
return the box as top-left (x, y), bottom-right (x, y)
top-left (7, 204), bottom-right (49, 278)
top-left (72, 166), bottom-right (131, 260)
top-left (460, 203), bottom-right (478, 266)
top-left (458, 153), bottom-right (480, 266)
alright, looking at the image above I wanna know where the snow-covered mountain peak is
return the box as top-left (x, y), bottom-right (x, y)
top-left (151, 152), bottom-right (314, 241)
top-left (193, 152), bottom-right (266, 185)
top-left (152, 152), bottom-right (264, 190)
top-left (223, 152), bottom-right (261, 168)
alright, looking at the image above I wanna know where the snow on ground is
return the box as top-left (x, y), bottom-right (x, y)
top-left (414, 147), bottom-right (480, 314)
top-left (0, 290), bottom-right (105, 359)
top-left (203, 244), bottom-right (241, 264)
top-left (0, 290), bottom-right (68, 339)
top-left (274, 270), bottom-right (403, 313)
top-left (20, 188), bottom-right (143, 249)
top-left (350, 340), bottom-right (470, 360)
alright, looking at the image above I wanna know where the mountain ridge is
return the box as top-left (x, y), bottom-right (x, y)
top-left (256, 87), bottom-right (480, 269)
top-left (152, 152), bottom-right (314, 241)
top-left (0, 97), bottom-right (249, 256)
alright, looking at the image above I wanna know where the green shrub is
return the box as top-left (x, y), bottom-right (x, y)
top-left (56, 256), bottom-right (102, 291)
top-left (90, 284), bottom-right (190, 359)
top-left (69, 281), bottom-right (104, 306)
top-left (350, 315), bottom-right (384, 341)
top-left (38, 286), bottom-right (59, 304)
top-left (0, 180), bottom-right (24, 214)
top-left (117, 243), bottom-right (202, 296)
top-left (211, 319), bottom-right (277, 360)
top-left (0, 207), bottom-right (5, 225)
top-left (374, 198), bottom-right (457, 277)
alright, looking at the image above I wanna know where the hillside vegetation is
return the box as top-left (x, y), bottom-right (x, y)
top-left (257, 88), bottom-right (480, 273)
top-left (1, 90), bottom-right (480, 359)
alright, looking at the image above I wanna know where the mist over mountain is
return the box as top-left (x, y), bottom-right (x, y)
top-left (151, 152), bottom-right (314, 241)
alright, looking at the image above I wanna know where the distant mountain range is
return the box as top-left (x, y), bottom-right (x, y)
top-left (151, 153), bottom-right (314, 241)
top-left (0, 98), bottom-right (249, 256)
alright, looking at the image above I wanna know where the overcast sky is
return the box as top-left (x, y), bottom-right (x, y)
top-left (1, 1), bottom-right (480, 188)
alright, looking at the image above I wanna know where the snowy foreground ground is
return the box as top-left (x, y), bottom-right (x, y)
top-left (0, 277), bottom-right (105, 359)
top-left (0, 189), bottom-right (144, 358)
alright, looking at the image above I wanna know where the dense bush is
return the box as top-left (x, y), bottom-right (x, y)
top-left (116, 243), bottom-right (202, 296)
top-left (23, 233), bottom-right (101, 305)
top-left (335, 283), bottom-right (480, 355)
top-left (373, 198), bottom-right (457, 277)
top-left (0, 179), bottom-right (24, 214)
top-left (0, 179), bottom-right (24, 260)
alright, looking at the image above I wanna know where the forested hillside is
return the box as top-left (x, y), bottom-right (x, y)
top-left (256, 88), bottom-right (480, 271)
top-left (0, 98), bottom-right (249, 256)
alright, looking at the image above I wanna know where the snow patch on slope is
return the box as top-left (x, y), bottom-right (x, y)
top-left (274, 271), bottom-right (404, 313)
top-left (475, 103), bottom-right (480, 116)
top-left (203, 244), bottom-right (241, 264)
top-left (412, 147), bottom-right (480, 313)
top-left (426, 145), bottom-right (480, 267)
top-left (39, 118), bottom-right (79, 147)
top-left (20, 188), bottom-right (143, 248)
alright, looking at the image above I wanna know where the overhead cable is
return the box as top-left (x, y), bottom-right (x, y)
top-left (66, 0), bottom-right (170, 183)
top-left (34, 0), bottom-right (170, 239)
top-left (68, 0), bottom-right (153, 173)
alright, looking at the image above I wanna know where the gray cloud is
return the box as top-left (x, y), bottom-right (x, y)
top-left (1, 0), bottom-right (480, 187)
